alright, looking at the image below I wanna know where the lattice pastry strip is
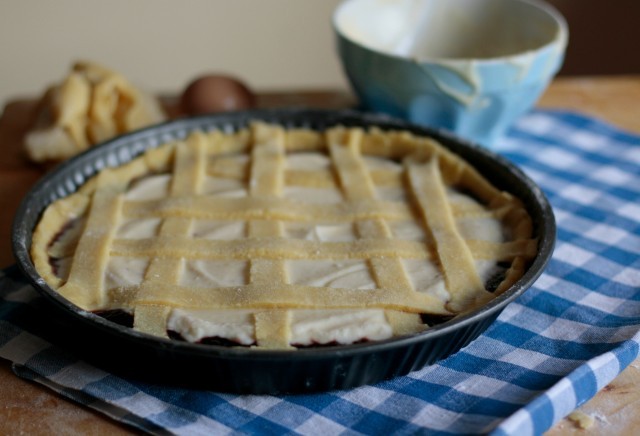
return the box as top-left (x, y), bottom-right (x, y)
top-left (328, 127), bottom-right (437, 332)
top-left (122, 196), bottom-right (413, 222)
top-left (32, 122), bottom-right (539, 350)
top-left (247, 123), bottom-right (292, 348)
top-left (134, 132), bottom-right (209, 336)
top-left (107, 238), bottom-right (532, 268)
top-left (56, 185), bottom-right (123, 310)
top-left (407, 158), bottom-right (492, 312)
top-left (110, 283), bottom-right (442, 312)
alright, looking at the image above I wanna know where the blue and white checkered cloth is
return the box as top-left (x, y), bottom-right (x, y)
top-left (1, 109), bottom-right (639, 435)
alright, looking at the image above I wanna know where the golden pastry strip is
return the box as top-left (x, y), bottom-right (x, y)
top-left (110, 237), bottom-right (530, 262)
top-left (329, 128), bottom-right (429, 331)
top-left (57, 172), bottom-right (124, 310)
top-left (254, 310), bottom-right (293, 350)
top-left (135, 132), bottom-right (208, 337)
top-left (123, 196), bottom-right (413, 222)
top-left (407, 158), bottom-right (492, 312)
top-left (212, 161), bottom-right (405, 191)
top-left (115, 284), bottom-right (447, 313)
top-left (134, 305), bottom-right (171, 338)
top-left (247, 124), bottom-right (292, 348)
top-left (122, 192), bottom-right (495, 222)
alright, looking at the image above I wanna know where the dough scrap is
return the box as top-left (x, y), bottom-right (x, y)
top-left (25, 61), bottom-right (166, 163)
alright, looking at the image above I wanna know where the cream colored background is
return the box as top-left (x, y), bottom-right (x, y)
top-left (0, 0), bottom-right (347, 107)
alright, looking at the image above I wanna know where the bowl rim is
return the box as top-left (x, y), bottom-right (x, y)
top-left (333, 0), bottom-right (568, 65)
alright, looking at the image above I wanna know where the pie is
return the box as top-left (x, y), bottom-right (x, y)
top-left (31, 122), bottom-right (537, 349)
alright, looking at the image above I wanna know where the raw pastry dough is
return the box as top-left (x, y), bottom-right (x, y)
top-left (25, 61), bottom-right (166, 163)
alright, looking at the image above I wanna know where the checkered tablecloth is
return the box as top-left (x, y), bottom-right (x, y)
top-left (1, 109), bottom-right (639, 435)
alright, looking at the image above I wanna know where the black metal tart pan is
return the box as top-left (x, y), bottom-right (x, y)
top-left (11, 109), bottom-right (555, 394)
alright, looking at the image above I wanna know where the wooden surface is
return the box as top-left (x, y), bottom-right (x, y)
top-left (1, 77), bottom-right (639, 434)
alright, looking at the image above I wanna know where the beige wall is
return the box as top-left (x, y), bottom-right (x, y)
top-left (0, 0), bottom-right (347, 107)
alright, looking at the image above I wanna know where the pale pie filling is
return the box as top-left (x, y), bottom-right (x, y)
top-left (50, 153), bottom-right (506, 347)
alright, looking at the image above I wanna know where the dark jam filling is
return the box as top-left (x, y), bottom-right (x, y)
top-left (48, 217), bottom-right (85, 277)
top-left (168, 331), bottom-right (370, 349)
top-left (420, 313), bottom-right (456, 326)
top-left (94, 310), bottom-right (134, 328)
top-left (49, 218), bottom-right (81, 246)
top-left (292, 339), bottom-right (369, 348)
top-left (50, 257), bottom-right (62, 277)
top-left (485, 262), bottom-right (512, 293)
top-left (167, 330), bottom-right (249, 347)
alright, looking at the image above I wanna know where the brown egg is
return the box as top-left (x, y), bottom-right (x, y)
top-left (180, 74), bottom-right (256, 115)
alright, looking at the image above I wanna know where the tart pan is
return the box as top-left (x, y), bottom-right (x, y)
top-left (12, 109), bottom-right (555, 394)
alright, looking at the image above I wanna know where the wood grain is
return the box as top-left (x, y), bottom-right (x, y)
top-left (538, 75), bottom-right (640, 134)
top-left (0, 77), bottom-right (639, 434)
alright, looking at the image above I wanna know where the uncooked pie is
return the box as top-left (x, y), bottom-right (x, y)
top-left (31, 122), bottom-right (537, 349)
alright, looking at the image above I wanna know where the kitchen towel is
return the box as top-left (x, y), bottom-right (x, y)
top-left (1, 109), bottom-right (639, 435)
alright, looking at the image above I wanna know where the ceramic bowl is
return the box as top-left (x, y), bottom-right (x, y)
top-left (333, 0), bottom-right (568, 146)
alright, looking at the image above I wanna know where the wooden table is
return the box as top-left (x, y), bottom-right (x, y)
top-left (1, 77), bottom-right (639, 434)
